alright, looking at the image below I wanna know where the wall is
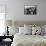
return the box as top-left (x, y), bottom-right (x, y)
top-left (13, 0), bottom-right (46, 22)
top-left (0, 0), bottom-right (46, 22)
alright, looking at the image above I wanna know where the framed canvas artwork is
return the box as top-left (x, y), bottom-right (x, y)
top-left (24, 5), bottom-right (37, 15)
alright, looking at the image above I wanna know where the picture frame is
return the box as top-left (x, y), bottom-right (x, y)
top-left (24, 5), bottom-right (37, 15)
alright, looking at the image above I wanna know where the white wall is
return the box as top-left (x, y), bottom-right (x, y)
top-left (0, 0), bottom-right (46, 22)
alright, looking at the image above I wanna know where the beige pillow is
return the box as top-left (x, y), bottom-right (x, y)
top-left (19, 27), bottom-right (32, 35)
top-left (9, 26), bottom-right (19, 36)
top-left (24, 24), bottom-right (32, 29)
top-left (32, 26), bottom-right (41, 35)
top-left (19, 27), bottom-right (25, 34)
top-left (24, 24), bottom-right (32, 35)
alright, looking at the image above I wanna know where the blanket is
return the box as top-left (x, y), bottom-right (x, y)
top-left (11, 33), bottom-right (46, 46)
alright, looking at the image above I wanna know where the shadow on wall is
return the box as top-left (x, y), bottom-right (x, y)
top-left (5, 20), bottom-right (46, 27)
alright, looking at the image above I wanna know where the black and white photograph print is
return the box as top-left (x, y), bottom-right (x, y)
top-left (24, 5), bottom-right (37, 15)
